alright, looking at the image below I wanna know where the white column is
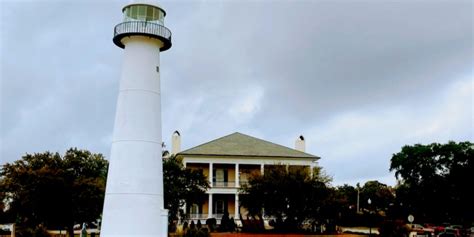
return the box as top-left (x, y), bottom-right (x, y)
top-left (260, 164), bottom-right (264, 175)
top-left (208, 194), bottom-right (213, 219)
top-left (235, 163), bottom-right (240, 187)
top-left (310, 164), bottom-right (314, 177)
top-left (235, 194), bottom-right (239, 219)
top-left (209, 163), bottom-right (213, 187)
top-left (183, 162), bottom-right (187, 168)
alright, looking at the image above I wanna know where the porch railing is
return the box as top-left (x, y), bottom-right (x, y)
top-left (212, 213), bottom-right (235, 219)
top-left (187, 213), bottom-right (209, 219)
top-left (187, 214), bottom-right (235, 220)
top-left (213, 181), bottom-right (235, 188)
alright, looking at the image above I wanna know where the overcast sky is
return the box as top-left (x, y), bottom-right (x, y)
top-left (1, 0), bottom-right (472, 186)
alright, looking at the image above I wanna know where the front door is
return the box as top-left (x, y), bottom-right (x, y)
top-left (216, 200), bottom-right (225, 214)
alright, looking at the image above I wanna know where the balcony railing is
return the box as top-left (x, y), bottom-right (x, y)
top-left (113, 21), bottom-right (172, 51)
top-left (213, 182), bottom-right (236, 188)
top-left (187, 213), bottom-right (209, 219)
top-left (212, 213), bottom-right (235, 219)
top-left (187, 214), bottom-right (235, 219)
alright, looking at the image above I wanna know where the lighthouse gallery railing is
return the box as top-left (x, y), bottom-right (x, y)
top-left (113, 21), bottom-right (172, 50)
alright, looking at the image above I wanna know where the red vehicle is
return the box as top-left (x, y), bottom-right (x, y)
top-left (407, 223), bottom-right (435, 236)
top-left (425, 223), bottom-right (445, 234)
top-left (424, 223), bottom-right (445, 234)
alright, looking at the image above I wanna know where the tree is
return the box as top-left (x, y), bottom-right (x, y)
top-left (0, 148), bottom-right (108, 236)
top-left (359, 180), bottom-right (395, 215)
top-left (239, 165), bottom-right (331, 232)
top-left (163, 155), bottom-right (209, 227)
top-left (334, 184), bottom-right (357, 209)
top-left (329, 184), bottom-right (358, 226)
top-left (0, 185), bottom-right (9, 223)
top-left (390, 141), bottom-right (474, 224)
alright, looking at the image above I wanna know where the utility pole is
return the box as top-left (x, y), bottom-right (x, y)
top-left (356, 182), bottom-right (360, 214)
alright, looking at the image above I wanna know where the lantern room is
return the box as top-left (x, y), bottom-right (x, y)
top-left (122, 4), bottom-right (166, 25)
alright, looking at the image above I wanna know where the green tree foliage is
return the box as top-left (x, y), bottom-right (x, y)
top-left (331, 184), bottom-right (357, 214)
top-left (390, 141), bottom-right (474, 224)
top-left (360, 180), bottom-right (395, 214)
top-left (327, 184), bottom-right (358, 226)
top-left (163, 156), bottom-right (209, 225)
top-left (0, 148), bottom-right (108, 236)
top-left (0, 186), bottom-right (9, 223)
top-left (330, 182), bottom-right (394, 227)
top-left (335, 184), bottom-right (357, 207)
top-left (15, 225), bottom-right (51, 237)
top-left (239, 165), bottom-right (331, 232)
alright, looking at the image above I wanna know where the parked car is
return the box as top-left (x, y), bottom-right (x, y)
top-left (440, 227), bottom-right (460, 237)
top-left (434, 226), bottom-right (446, 234)
top-left (407, 223), bottom-right (435, 236)
top-left (425, 223), bottom-right (445, 234)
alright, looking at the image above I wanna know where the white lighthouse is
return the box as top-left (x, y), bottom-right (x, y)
top-left (101, 1), bottom-right (171, 236)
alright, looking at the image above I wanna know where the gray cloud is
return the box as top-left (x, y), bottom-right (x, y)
top-left (1, 0), bottom-right (472, 186)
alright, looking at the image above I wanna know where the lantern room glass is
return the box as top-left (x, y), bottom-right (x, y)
top-left (123, 5), bottom-right (164, 25)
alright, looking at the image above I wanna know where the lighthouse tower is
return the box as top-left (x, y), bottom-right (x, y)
top-left (101, 1), bottom-right (171, 236)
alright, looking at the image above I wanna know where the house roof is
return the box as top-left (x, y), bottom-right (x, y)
top-left (178, 132), bottom-right (319, 159)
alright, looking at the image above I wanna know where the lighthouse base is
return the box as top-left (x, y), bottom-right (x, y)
top-left (101, 194), bottom-right (168, 237)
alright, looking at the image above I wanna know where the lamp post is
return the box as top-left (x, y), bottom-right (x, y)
top-left (368, 198), bottom-right (372, 236)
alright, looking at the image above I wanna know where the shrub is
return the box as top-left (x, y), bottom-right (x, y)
top-left (184, 228), bottom-right (209, 237)
top-left (218, 212), bottom-right (230, 232)
top-left (205, 218), bottom-right (216, 232)
top-left (16, 225), bottom-right (51, 237)
top-left (378, 220), bottom-right (409, 237)
top-left (196, 220), bottom-right (202, 229)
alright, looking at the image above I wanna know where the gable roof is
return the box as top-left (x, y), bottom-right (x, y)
top-left (178, 132), bottom-right (319, 159)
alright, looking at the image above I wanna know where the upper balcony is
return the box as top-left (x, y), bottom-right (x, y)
top-left (113, 21), bottom-right (172, 51)
top-left (213, 181), bottom-right (236, 188)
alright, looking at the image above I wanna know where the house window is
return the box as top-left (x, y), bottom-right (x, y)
top-left (213, 168), bottom-right (228, 187)
top-left (190, 204), bottom-right (199, 214)
top-left (216, 169), bottom-right (224, 182)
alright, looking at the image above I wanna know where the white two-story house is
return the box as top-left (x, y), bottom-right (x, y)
top-left (172, 132), bottom-right (320, 223)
